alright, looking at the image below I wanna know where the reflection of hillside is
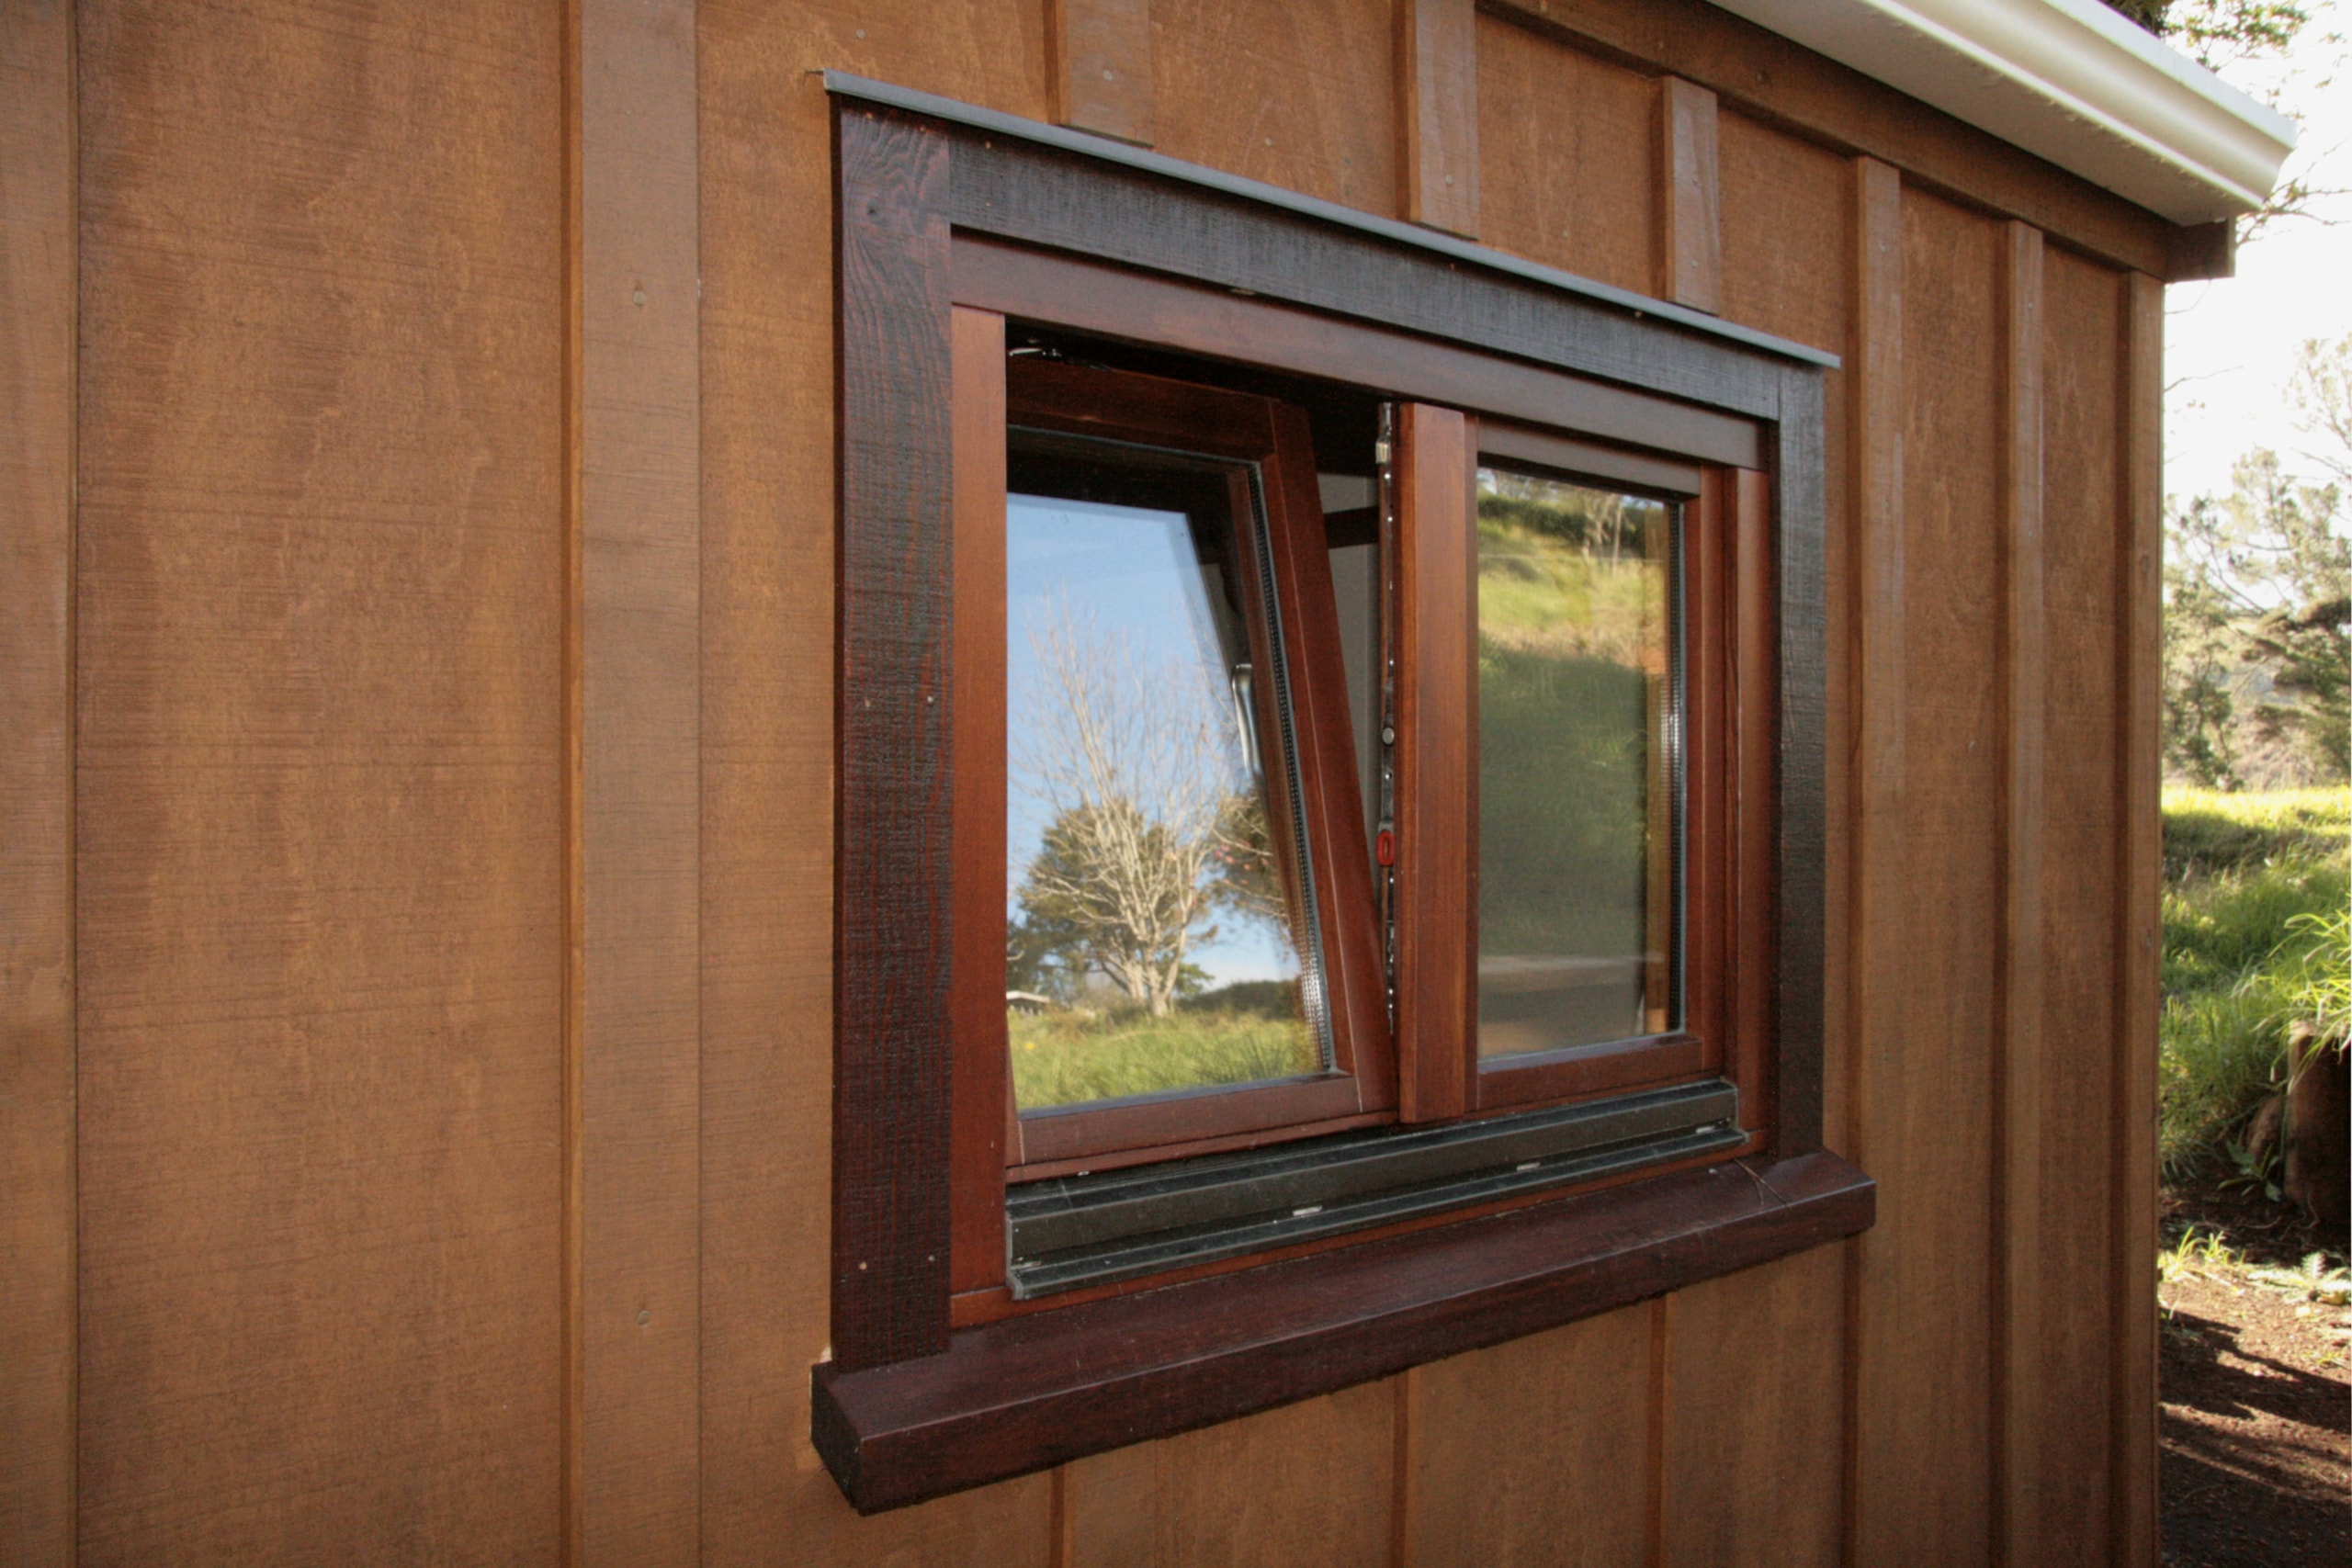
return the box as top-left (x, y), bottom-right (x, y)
top-left (1476, 639), bottom-right (1649, 957)
top-left (1476, 502), bottom-right (1665, 672)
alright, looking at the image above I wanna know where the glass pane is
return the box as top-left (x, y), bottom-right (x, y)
top-left (1005, 432), bottom-right (1327, 1112)
top-left (1476, 467), bottom-right (1678, 1057)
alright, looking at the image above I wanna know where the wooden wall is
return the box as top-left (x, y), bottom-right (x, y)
top-left (4, 1), bottom-right (2165, 1562)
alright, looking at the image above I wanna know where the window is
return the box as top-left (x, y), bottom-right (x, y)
top-left (819, 75), bottom-right (1869, 1514)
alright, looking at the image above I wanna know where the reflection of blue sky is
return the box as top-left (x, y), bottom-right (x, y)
top-left (1006, 493), bottom-right (1298, 987)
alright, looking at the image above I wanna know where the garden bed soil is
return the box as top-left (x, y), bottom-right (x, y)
top-left (2160, 1185), bottom-right (2350, 1568)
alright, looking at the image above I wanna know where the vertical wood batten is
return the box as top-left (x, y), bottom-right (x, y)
top-left (1994, 219), bottom-right (2046, 1568)
top-left (2112, 270), bottom-right (2164, 1568)
top-left (1396, 0), bottom-right (1479, 237)
top-left (832, 105), bottom-right (956, 1371)
top-left (573, 1), bottom-right (703, 1562)
top-left (1840, 153), bottom-right (1903, 1568)
top-left (1046, 0), bottom-right (1153, 146)
top-left (1, 3), bottom-right (74, 1562)
top-left (1657, 76), bottom-right (1722, 314)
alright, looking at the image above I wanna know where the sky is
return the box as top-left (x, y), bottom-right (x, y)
top-left (1004, 492), bottom-right (1301, 987)
top-left (2163, 0), bottom-right (2352, 502)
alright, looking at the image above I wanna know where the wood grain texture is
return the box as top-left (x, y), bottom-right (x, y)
top-left (1994, 218), bottom-right (2046, 1568)
top-left (1399, 1307), bottom-right (1653, 1567)
top-left (1839, 152), bottom-right (1902, 1567)
top-left (74, 2), bottom-right (567, 1560)
top-left (945, 138), bottom-right (1792, 423)
top-left (1152, 0), bottom-right (1396, 214)
top-left (1, 3), bottom-right (75, 1562)
top-left (1657, 76), bottom-right (1722, 314)
top-left (1047, 0), bottom-right (1153, 146)
top-left (950, 306), bottom-right (1008, 1292)
top-left (1714, 106), bottom-right (1852, 1170)
top-left (1475, 10), bottom-right (1653, 296)
top-left (1663, 1245), bottom-right (1846, 1567)
top-left (695, 6), bottom-right (1053, 1562)
top-left (1396, 403), bottom-right (1473, 1123)
top-left (813, 1152), bottom-right (1873, 1511)
top-left (1736, 464), bottom-right (1794, 1147)
top-left (832, 105), bottom-right (956, 1372)
top-left (1182, 1389), bottom-right (1393, 1567)
top-left (2031, 242), bottom-right (2127, 1561)
top-left (1484, 0), bottom-right (2177, 280)
top-left (2112, 268), bottom-right (2164, 1568)
top-left (1770, 372), bottom-right (1833, 1166)
top-left (1855, 184), bottom-right (2006, 1568)
top-left (1396, 0), bottom-right (1479, 237)
top-left (574, 1), bottom-right (702, 1560)
top-left (952, 237), bottom-right (1763, 468)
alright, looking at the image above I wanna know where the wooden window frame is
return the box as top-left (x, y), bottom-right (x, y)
top-left (820, 78), bottom-right (1869, 1515)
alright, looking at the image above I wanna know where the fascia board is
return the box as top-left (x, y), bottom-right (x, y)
top-left (1706, 0), bottom-right (2296, 223)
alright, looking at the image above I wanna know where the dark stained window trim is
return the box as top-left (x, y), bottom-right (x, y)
top-left (828, 83), bottom-right (1855, 1512)
top-left (822, 71), bottom-right (1840, 372)
top-left (815, 1149), bottom-right (1872, 1513)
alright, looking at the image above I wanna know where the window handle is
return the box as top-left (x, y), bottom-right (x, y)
top-left (1229, 661), bottom-right (1260, 776)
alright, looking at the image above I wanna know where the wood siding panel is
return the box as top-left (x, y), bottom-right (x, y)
top-left (694, 2), bottom-right (1053, 1562)
top-left (1474, 11), bottom-right (1654, 296)
top-left (574, 1), bottom-right (703, 1560)
top-left (1399, 1307), bottom-right (1653, 1568)
top-left (74, 3), bottom-right (567, 1561)
top-left (1191, 1389), bottom-right (1392, 1568)
top-left (2029, 243), bottom-right (2127, 1564)
top-left (1153, 0), bottom-right (1396, 215)
top-left (1, 4), bottom-right (76, 1562)
top-left (1061, 1384), bottom-right (1394, 1568)
top-left (1483, 0), bottom-right (2176, 279)
top-left (1663, 1247), bottom-right (1846, 1568)
top-left (1849, 185), bottom-right (2006, 1568)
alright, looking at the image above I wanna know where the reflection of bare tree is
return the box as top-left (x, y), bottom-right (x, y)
top-left (1013, 605), bottom-right (1279, 1016)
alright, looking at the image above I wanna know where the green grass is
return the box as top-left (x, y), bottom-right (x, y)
top-left (2161, 786), bottom-right (2349, 880)
top-left (2159, 785), bottom-right (2350, 1179)
top-left (1009, 1005), bottom-right (1318, 1110)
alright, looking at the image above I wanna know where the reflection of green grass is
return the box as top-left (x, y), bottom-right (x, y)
top-left (1010, 1006), bottom-right (1317, 1110)
top-left (1477, 520), bottom-right (1660, 664)
top-left (1476, 488), bottom-right (1661, 962)
top-left (1476, 638), bottom-right (1649, 957)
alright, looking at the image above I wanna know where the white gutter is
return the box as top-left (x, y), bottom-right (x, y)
top-left (1706, 0), bottom-right (2296, 223)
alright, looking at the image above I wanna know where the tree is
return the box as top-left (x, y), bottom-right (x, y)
top-left (1009, 605), bottom-right (1280, 1016)
top-left (2163, 445), bottom-right (2351, 785)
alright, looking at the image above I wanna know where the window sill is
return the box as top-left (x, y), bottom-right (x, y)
top-left (811, 1149), bottom-right (1871, 1513)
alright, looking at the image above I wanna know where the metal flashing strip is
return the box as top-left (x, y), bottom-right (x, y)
top-left (822, 71), bottom-right (1839, 371)
top-left (1007, 1078), bottom-right (1745, 1297)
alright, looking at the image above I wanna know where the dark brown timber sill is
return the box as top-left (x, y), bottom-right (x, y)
top-left (811, 1149), bottom-right (1872, 1512)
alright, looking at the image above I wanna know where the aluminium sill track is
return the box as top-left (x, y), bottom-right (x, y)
top-left (1007, 1078), bottom-right (1745, 1297)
